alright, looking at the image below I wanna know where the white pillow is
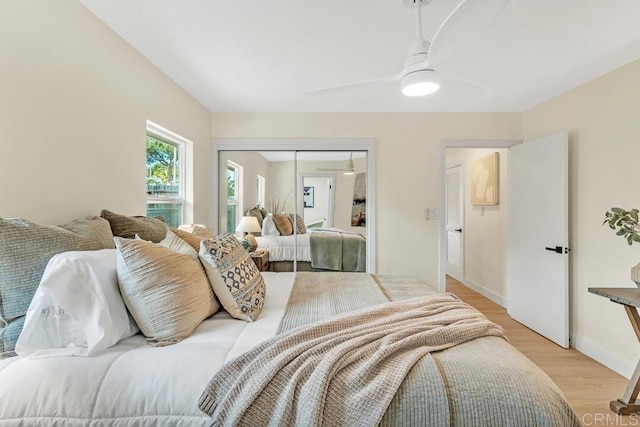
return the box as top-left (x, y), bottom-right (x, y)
top-left (261, 214), bottom-right (280, 237)
top-left (15, 249), bottom-right (138, 358)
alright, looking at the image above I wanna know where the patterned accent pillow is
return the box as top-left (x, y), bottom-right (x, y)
top-left (272, 213), bottom-right (293, 236)
top-left (115, 237), bottom-right (219, 346)
top-left (199, 233), bottom-right (266, 322)
top-left (289, 213), bottom-right (307, 234)
top-left (0, 217), bottom-right (115, 358)
top-left (101, 209), bottom-right (167, 243)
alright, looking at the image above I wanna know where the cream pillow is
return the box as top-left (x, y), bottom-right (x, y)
top-left (261, 214), bottom-right (280, 237)
top-left (115, 237), bottom-right (219, 346)
top-left (199, 233), bottom-right (266, 322)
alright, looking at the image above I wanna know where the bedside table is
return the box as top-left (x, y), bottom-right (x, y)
top-left (589, 287), bottom-right (640, 415)
top-left (250, 250), bottom-right (269, 272)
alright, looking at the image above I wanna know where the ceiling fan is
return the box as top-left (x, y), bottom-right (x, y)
top-left (308, 0), bottom-right (508, 97)
top-left (317, 153), bottom-right (355, 175)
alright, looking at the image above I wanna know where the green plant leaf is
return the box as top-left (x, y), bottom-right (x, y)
top-left (612, 207), bottom-right (625, 213)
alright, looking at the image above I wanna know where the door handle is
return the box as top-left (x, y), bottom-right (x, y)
top-left (545, 246), bottom-right (570, 254)
top-left (454, 228), bottom-right (462, 232)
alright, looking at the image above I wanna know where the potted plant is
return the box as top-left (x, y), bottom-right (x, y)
top-left (603, 207), bottom-right (640, 286)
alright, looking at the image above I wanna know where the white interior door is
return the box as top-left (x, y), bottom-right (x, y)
top-left (508, 132), bottom-right (569, 348)
top-left (300, 174), bottom-right (335, 228)
top-left (446, 164), bottom-right (464, 282)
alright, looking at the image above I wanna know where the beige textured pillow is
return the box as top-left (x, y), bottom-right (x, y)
top-left (172, 228), bottom-right (205, 252)
top-left (114, 237), bottom-right (219, 346)
top-left (272, 213), bottom-right (293, 236)
top-left (0, 216), bottom-right (115, 358)
top-left (101, 209), bottom-right (167, 243)
top-left (199, 233), bottom-right (266, 322)
top-left (289, 213), bottom-right (307, 234)
top-left (137, 229), bottom-right (199, 261)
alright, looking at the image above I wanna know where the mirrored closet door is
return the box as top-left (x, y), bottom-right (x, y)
top-left (219, 150), bottom-right (368, 273)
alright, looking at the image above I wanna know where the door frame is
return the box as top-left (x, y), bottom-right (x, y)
top-left (214, 138), bottom-right (377, 273)
top-left (438, 139), bottom-right (521, 292)
top-left (445, 162), bottom-right (464, 283)
top-left (298, 172), bottom-right (336, 228)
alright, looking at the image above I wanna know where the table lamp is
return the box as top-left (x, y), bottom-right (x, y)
top-left (236, 216), bottom-right (261, 252)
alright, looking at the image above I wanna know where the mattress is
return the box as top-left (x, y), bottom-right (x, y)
top-left (0, 273), bottom-right (296, 426)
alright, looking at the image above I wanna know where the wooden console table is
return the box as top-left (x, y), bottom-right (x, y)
top-left (589, 287), bottom-right (640, 415)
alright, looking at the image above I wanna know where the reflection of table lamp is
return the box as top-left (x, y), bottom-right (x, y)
top-left (236, 216), bottom-right (261, 252)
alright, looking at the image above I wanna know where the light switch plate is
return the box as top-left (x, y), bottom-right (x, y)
top-left (432, 208), bottom-right (439, 219)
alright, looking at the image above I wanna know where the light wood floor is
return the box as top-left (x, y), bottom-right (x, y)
top-left (446, 276), bottom-right (631, 424)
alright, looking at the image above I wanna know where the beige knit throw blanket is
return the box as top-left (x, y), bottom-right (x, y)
top-left (198, 293), bottom-right (506, 427)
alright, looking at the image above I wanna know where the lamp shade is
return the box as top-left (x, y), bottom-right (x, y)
top-left (236, 216), bottom-right (261, 233)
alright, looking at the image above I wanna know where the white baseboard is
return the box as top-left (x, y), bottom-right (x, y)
top-left (463, 278), bottom-right (507, 308)
top-left (570, 334), bottom-right (634, 379)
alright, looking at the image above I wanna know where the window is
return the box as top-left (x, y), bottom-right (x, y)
top-left (257, 175), bottom-right (266, 209)
top-left (146, 123), bottom-right (186, 228)
top-left (226, 161), bottom-right (243, 233)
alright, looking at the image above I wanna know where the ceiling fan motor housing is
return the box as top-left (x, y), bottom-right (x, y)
top-left (401, 69), bottom-right (440, 96)
top-left (403, 0), bottom-right (434, 7)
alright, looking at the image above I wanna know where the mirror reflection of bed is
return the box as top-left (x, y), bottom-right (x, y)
top-left (219, 151), bottom-right (367, 273)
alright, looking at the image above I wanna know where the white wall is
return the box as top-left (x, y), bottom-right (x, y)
top-left (446, 148), bottom-right (510, 305)
top-left (522, 58), bottom-right (640, 378)
top-left (0, 1), bottom-right (211, 226)
top-left (210, 113), bottom-right (521, 285)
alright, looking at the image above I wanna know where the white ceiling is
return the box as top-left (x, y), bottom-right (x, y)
top-left (80, 0), bottom-right (640, 113)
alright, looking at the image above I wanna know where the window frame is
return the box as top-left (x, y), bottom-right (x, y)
top-left (226, 160), bottom-right (243, 233)
top-left (256, 174), bottom-right (266, 209)
top-left (146, 121), bottom-right (187, 227)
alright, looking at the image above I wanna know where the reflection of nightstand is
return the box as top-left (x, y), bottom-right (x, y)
top-left (250, 251), bottom-right (269, 272)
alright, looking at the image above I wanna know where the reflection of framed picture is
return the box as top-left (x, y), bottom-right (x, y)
top-left (303, 186), bottom-right (314, 208)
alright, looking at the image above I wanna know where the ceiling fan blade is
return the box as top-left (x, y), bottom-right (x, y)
top-left (307, 74), bottom-right (400, 96)
top-left (427, 0), bottom-right (508, 67)
top-left (442, 77), bottom-right (493, 95)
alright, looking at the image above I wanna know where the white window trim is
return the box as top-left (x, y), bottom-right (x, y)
top-left (146, 121), bottom-right (189, 224)
top-left (227, 160), bottom-right (243, 233)
top-left (257, 174), bottom-right (266, 209)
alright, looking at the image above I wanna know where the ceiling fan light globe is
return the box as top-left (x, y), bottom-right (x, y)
top-left (401, 70), bottom-right (440, 96)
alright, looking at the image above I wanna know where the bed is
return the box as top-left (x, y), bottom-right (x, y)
top-left (255, 229), bottom-right (367, 273)
top-left (0, 271), bottom-right (579, 426)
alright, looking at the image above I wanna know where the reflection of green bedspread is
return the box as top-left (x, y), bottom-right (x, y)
top-left (309, 230), bottom-right (366, 272)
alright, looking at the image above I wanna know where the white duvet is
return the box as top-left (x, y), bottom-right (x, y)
top-left (0, 272), bottom-right (295, 426)
top-left (255, 233), bottom-right (311, 262)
